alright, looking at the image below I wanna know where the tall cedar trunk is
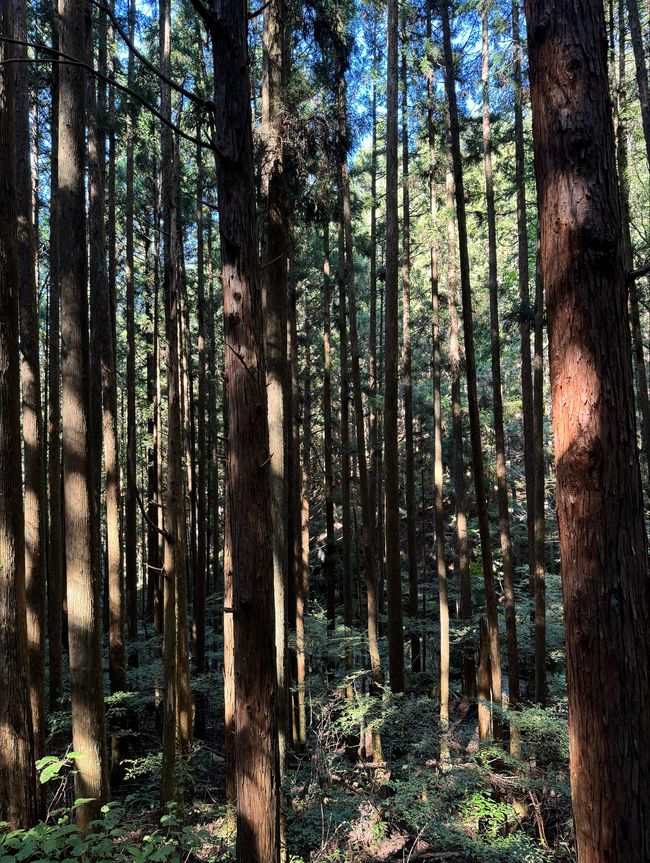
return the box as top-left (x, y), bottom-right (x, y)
top-left (525, 0), bottom-right (650, 858)
top-left (160, 0), bottom-right (177, 804)
top-left (89, 0), bottom-right (126, 722)
top-left (626, 0), bottom-right (650, 169)
top-left (125, 0), bottom-right (138, 660)
top-left (194, 144), bottom-right (207, 678)
top-left (289, 281), bottom-right (302, 758)
top-left (154, 188), bottom-right (164, 635)
top-left (296, 298), bottom-right (310, 748)
top-left (174, 160), bottom-right (193, 758)
top-left (59, 0), bottom-right (109, 828)
top-left (338, 222), bottom-right (353, 648)
top-left (446, 164), bottom-right (475, 700)
top-left (148, 162), bottom-right (163, 633)
top-left (47, 4), bottom-right (63, 710)
top-left (442, 2), bottom-right (502, 734)
top-left (15, 0), bottom-right (46, 769)
top-left (223, 484), bottom-right (236, 807)
top-left (482, 5), bottom-right (519, 706)
top-left (207, 211), bottom-right (220, 603)
top-left (511, 0), bottom-right (535, 590)
top-left (401, 21), bottom-right (419, 673)
top-left (322, 222), bottom-right (336, 632)
top-left (428, 71), bottom-right (449, 743)
top-left (385, 0), bottom-right (405, 694)
top-left (532, 247), bottom-right (546, 703)
top-left (261, 0), bottom-right (288, 773)
top-left (336, 50), bottom-right (382, 693)
top-left (0, 6), bottom-right (38, 823)
top-left (207, 0), bottom-right (280, 857)
top-left (368, 20), bottom-right (379, 596)
top-left (86, 0), bottom-right (103, 704)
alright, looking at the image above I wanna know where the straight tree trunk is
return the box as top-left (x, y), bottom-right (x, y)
top-left (261, 0), bottom-right (288, 773)
top-left (59, 0), bottom-right (109, 828)
top-left (160, 0), bottom-right (177, 805)
top-left (322, 222), bottom-right (336, 633)
top-left (338, 222), bottom-right (353, 647)
top-left (206, 0), bottom-right (280, 856)
top-left (15, 0), bottom-right (46, 769)
top-left (335, 47), bottom-right (382, 695)
top-left (525, 0), bottom-right (650, 857)
top-left (401, 21), bottom-right (419, 673)
top-left (385, 0), bottom-right (405, 694)
top-left (125, 0), bottom-right (138, 661)
top-left (47, 4), bottom-right (63, 711)
top-left (511, 0), bottom-right (535, 591)
top-left (532, 247), bottom-right (546, 703)
top-left (442, 1), bottom-right (502, 734)
top-left (194, 142), bottom-right (207, 678)
top-left (296, 299), bottom-right (310, 748)
top-left (368, 21), bottom-right (379, 594)
top-left (0, 7), bottom-right (38, 823)
top-left (446, 164), bottom-right (475, 700)
top-left (482, 4), bottom-right (519, 706)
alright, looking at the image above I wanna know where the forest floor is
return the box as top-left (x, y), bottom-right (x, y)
top-left (3, 598), bottom-right (575, 863)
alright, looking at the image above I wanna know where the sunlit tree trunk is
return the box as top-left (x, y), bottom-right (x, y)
top-left (442, 1), bottom-right (502, 736)
top-left (261, 0), bottom-right (289, 773)
top-left (532, 247), bottom-right (546, 704)
top-left (0, 10), bottom-right (38, 823)
top-left (59, 0), bottom-right (109, 828)
top-left (526, 0), bottom-right (650, 856)
top-left (385, 0), bottom-right (405, 694)
top-left (322, 221), bottom-right (336, 633)
top-left (401, 19), bottom-right (419, 673)
top-left (47, 3), bottom-right (63, 711)
top-left (15, 0), bottom-right (46, 773)
top-left (482, 4), bottom-right (519, 707)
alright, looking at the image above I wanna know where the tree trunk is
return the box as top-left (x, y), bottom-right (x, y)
top-left (482, 4), bottom-right (519, 706)
top-left (0, 7), bottom-right (38, 823)
top-left (338, 221), bottom-right (353, 648)
top-left (442, 1), bottom-right (502, 735)
top-left (511, 0), bottom-right (535, 595)
top-left (15, 0), bottom-right (46, 771)
top-left (401, 20), bottom-right (419, 674)
top-left (47, 2), bottom-right (63, 711)
top-left (296, 297), bottom-right (310, 749)
top-left (385, 0), bottom-right (405, 694)
top-left (446, 163), bottom-right (475, 700)
top-left (125, 0), bottom-right (138, 663)
top-left (261, 0), bottom-right (289, 773)
top-left (533, 246), bottom-right (546, 704)
top-left (207, 0), bottom-right (280, 856)
top-left (59, 0), bottom-right (109, 828)
top-left (322, 221), bottom-right (336, 633)
top-left (525, 0), bottom-right (650, 856)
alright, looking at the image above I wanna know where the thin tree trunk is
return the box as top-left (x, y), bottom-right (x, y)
top-left (401, 19), bottom-right (419, 674)
top-left (446, 163), bottom-right (475, 700)
top-left (338, 221), bottom-right (353, 648)
top-left (0, 8), bottom-right (38, 823)
top-left (296, 299), bottom-right (310, 749)
top-left (385, 0), bottom-right (405, 694)
top-left (482, 4), bottom-right (519, 706)
top-left (511, 0), bottom-right (535, 593)
top-left (15, 0), bottom-right (46, 771)
top-left (442, 1), bottom-right (502, 735)
top-left (368, 20), bottom-right (379, 596)
top-left (160, 0), bottom-right (177, 804)
top-left (59, 0), bottom-right (109, 828)
top-left (526, 0), bottom-right (650, 856)
top-left (125, 0), bottom-right (138, 663)
top-left (194, 143), bottom-right (207, 679)
top-left (261, 0), bottom-right (288, 774)
top-left (533, 246), bottom-right (546, 704)
top-left (47, 2), bottom-right (63, 711)
top-left (322, 221), bottom-right (336, 633)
